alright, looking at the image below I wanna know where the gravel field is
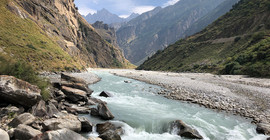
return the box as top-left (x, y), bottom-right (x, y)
top-left (96, 69), bottom-right (270, 126)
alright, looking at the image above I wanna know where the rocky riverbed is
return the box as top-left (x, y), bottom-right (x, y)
top-left (103, 69), bottom-right (270, 136)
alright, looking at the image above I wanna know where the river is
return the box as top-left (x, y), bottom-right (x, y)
top-left (81, 71), bottom-right (267, 140)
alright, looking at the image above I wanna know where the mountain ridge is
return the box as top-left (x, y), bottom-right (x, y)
top-left (116, 0), bottom-right (237, 65)
top-left (138, 0), bottom-right (270, 77)
top-left (85, 8), bottom-right (139, 25)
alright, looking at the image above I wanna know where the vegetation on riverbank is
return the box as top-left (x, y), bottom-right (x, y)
top-left (0, 56), bottom-right (50, 101)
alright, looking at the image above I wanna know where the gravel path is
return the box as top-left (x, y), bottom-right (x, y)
top-left (99, 69), bottom-right (270, 126)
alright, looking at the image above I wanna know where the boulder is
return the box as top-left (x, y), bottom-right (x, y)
top-left (0, 75), bottom-right (41, 108)
top-left (61, 73), bottom-right (86, 84)
top-left (99, 130), bottom-right (121, 140)
top-left (97, 103), bottom-right (114, 120)
top-left (78, 117), bottom-right (93, 132)
top-left (256, 123), bottom-right (270, 135)
top-left (42, 113), bottom-right (81, 132)
top-left (34, 128), bottom-right (87, 140)
top-left (61, 86), bottom-right (88, 102)
top-left (31, 100), bottom-right (59, 118)
top-left (124, 80), bottom-right (131, 83)
top-left (99, 91), bottom-right (113, 97)
top-left (267, 137), bottom-right (270, 140)
top-left (14, 124), bottom-right (42, 140)
top-left (47, 101), bottom-right (60, 117)
top-left (0, 128), bottom-right (9, 140)
top-left (8, 113), bottom-right (36, 128)
top-left (169, 120), bottom-right (203, 139)
top-left (96, 122), bottom-right (123, 135)
top-left (32, 100), bottom-right (47, 117)
top-left (61, 81), bottom-right (93, 96)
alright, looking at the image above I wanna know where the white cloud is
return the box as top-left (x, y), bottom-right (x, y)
top-left (132, 6), bottom-right (155, 14)
top-left (163, 0), bottom-right (180, 7)
top-left (78, 7), bottom-right (97, 16)
top-left (119, 15), bottom-right (130, 18)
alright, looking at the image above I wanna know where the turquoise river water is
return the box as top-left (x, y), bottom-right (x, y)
top-left (82, 71), bottom-right (267, 140)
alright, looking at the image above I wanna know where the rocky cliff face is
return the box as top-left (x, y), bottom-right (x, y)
top-left (117, 0), bottom-right (230, 65)
top-left (1, 0), bottom-right (130, 70)
top-left (92, 21), bottom-right (119, 48)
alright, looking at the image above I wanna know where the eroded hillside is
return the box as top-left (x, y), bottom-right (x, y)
top-left (0, 0), bottom-right (131, 71)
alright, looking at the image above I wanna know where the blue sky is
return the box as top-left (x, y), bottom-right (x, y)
top-left (74, 0), bottom-right (180, 18)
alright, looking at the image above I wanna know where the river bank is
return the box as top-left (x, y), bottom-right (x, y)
top-left (96, 69), bottom-right (270, 134)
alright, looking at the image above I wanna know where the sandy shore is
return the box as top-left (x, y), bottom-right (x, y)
top-left (95, 69), bottom-right (270, 126)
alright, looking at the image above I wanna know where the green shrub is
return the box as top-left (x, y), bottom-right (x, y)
top-left (251, 32), bottom-right (266, 43)
top-left (0, 60), bottom-right (51, 101)
top-left (224, 62), bottom-right (242, 74)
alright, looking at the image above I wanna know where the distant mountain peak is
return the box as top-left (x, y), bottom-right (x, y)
top-left (84, 9), bottom-right (138, 25)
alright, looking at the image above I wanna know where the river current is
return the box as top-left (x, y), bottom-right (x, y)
top-left (82, 71), bottom-right (267, 140)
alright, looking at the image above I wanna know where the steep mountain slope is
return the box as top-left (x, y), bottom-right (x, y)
top-left (138, 0), bottom-right (270, 77)
top-left (92, 21), bottom-right (119, 48)
top-left (183, 0), bottom-right (240, 37)
top-left (85, 8), bottom-right (138, 24)
top-left (0, 0), bottom-right (131, 71)
top-left (117, 0), bottom-right (236, 65)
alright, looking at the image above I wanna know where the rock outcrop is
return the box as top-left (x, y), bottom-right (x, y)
top-left (0, 75), bottom-right (41, 108)
top-left (169, 120), bottom-right (203, 139)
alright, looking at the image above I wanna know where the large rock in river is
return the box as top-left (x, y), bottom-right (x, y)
top-left (96, 122), bottom-right (123, 135)
top-left (42, 112), bottom-right (81, 132)
top-left (78, 117), bottom-right (93, 132)
top-left (61, 86), bottom-right (88, 102)
top-left (0, 75), bottom-right (41, 108)
top-left (0, 128), bottom-right (9, 140)
top-left (169, 120), bottom-right (203, 139)
top-left (99, 91), bottom-right (113, 97)
top-left (99, 130), bottom-right (121, 140)
top-left (97, 103), bottom-right (114, 120)
top-left (34, 128), bottom-right (87, 140)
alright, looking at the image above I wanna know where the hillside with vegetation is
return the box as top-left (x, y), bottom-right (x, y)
top-left (116, 0), bottom-right (240, 65)
top-left (0, 0), bottom-right (131, 72)
top-left (138, 0), bottom-right (270, 77)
